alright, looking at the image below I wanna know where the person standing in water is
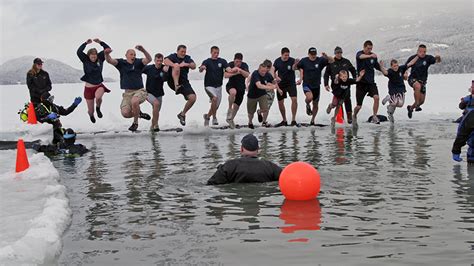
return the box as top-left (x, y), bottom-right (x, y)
top-left (199, 46), bottom-right (233, 127)
top-left (77, 38), bottom-right (111, 123)
top-left (105, 45), bottom-right (152, 132)
top-left (406, 44), bottom-right (441, 119)
top-left (452, 110), bottom-right (474, 164)
top-left (224, 53), bottom-right (250, 128)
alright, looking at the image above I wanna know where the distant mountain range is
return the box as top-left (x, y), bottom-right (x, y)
top-left (0, 56), bottom-right (115, 85)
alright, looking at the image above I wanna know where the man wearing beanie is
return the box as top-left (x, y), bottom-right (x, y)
top-left (207, 134), bottom-right (282, 185)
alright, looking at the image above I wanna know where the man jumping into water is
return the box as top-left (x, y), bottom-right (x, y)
top-left (225, 53), bottom-right (250, 128)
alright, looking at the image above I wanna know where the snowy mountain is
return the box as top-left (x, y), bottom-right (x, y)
top-left (0, 56), bottom-right (114, 85)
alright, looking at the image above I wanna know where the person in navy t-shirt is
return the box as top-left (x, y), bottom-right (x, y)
top-left (199, 46), bottom-right (232, 127)
top-left (105, 44), bottom-right (152, 132)
top-left (142, 53), bottom-right (169, 132)
top-left (76, 38), bottom-right (111, 124)
top-left (405, 44), bottom-right (441, 119)
top-left (296, 47), bottom-right (333, 125)
top-left (164, 44), bottom-right (197, 126)
top-left (224, 52), bottom-right (250, 129)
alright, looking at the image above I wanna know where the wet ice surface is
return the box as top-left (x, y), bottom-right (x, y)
top-left (55, 122), bottom-right (474, 265)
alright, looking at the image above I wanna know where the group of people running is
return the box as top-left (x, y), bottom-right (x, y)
top-left (26, 39), bottom-right (441, 134)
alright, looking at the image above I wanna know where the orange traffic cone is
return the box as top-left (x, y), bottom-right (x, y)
top-left (27, 102), bottom-right (37, 124)
top-left (336, 106), bottom-right (344, 124)
top-left (16, 139), bottom-right (30, 173)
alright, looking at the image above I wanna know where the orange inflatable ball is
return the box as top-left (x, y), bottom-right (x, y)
top-left (279, 162), bottom-right (321, 200)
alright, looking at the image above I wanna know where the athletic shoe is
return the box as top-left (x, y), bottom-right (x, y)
top-left (203, 114), bottom-right (210, 127)
top-left (177, 113), bottom-right (186, 126)
top-left (139, 112), bottom-right (151, 120)
top-left (248, 123), bottom-right (255, 129)
top-left (257, 109), bottom-right (263, 123)
top-left (128, 122), bottom-right (138, 132)
top-left (407, 106), bottom-right (413, 119)
top-left (382, 95), bottom-right (390, 105)
top-left (150, 125), bottom-right (160, 132)
top-left (371, 115), bottom-right (380, 124)
top-left (226, 109), bottom-right (233, 120)
top-left (90, 115), bottom-right (96, 123)
top-left (226, 118), bottom-right (235, 129)
top-left (306, 103), bottom-right (312, 115)
top-left (275, 121), bottom-right (288, 127)
top-left (415, 107), bottom-right (422, 112)
top-left (96, 107), bottom-right (103, 118)
top-left (262, 121), bottom-right (271, 128)
top-left (290, 121), bottom-right (301, 127)
top-left (212, 117), bottom-right (218, 125)
top-left (326, 103), bottom-right (332, 114)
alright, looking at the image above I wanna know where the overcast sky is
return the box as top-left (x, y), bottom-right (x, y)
top-left (0, 0), bottom-right (470, 71)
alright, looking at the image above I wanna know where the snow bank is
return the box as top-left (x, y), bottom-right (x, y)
top-left (0, 151), bottom-right (71, 265)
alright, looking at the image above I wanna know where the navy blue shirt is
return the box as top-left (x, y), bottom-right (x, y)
top-left (142, 64), bottom-right (168, 97)
top-left (356, 51), bottom-right (381, 84)
top-left (77, 41), bottom-right (110, 85)
top-left (332, 78), bottom-right (357, 98)
top-left (406, 55), bottom-right (436, 82)
top-left (273, 57), bottom-right (296, 87)
top-left (166, 53), bottom-right (194, 84)
top-left (385, 65), bottom-right (408, 94)
top-left (247, 71), bottom-right (274, 99)
top-left (227, 61), bottom-right (249, 89)
top-left (114, 58), bottom-right (146, 90)
top-left (296, 57), bottom-right (329, 89)
top-left (201, 57), bottom-right (228, 87)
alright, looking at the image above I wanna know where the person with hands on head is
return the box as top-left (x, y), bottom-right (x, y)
top-left (163, 45), bottom-right (197, 126)
top-left (105, 44), bottom-right (152, 132)
top-left (224, 53), bottom-right (250, 129)
top-left (452, 110), bottom-right (474, 164)
top-left (77, 38), bottom-right (112, 123)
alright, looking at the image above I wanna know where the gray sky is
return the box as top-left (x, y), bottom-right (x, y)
top-left (0, 0), bottom-right (471, 72)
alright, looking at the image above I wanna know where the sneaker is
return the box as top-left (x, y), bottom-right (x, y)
top-left (150, 125), bottom-right (160, 132)
top-left (128, 122), bottom-right (138, 132)
top-left (306, 103), bottom-right (312, 116)
top-left (248, 123), bottom-right (255, 129)
top-left (371, 115), bottom-right (380, 124)
top-left (257, 109), bottom-right (263, 123)
top-left (262, 121), bottom-right (271, 128)
top-left (203, 114), bottom-right (210, 127)
top-left (90, 115), bottom-right (96, 123)
top-left (326, 103), bottom-right (332, 114)
top-left (415, 107), bottom-right (422, 112)
top-left (96, 107), bottom-right (103, 118)
top-left (226, 118), bottom-right (235, 129)
top-left (226, 109), bottom-right (233, 120)
top-left (139, 112), bottom-right (151, 120)
top-left (407, 106), bottom-right (413, 119)
top-left (382, 95), bottom-right (390, 105)
top-left (212, 117), bottom-right (218, 126)
top-left (290, 121), bottom-right (301, 127)
top-left (177, 112), bottom-right (186, 126)
top-left (275, 121), bottom-right (288, 127)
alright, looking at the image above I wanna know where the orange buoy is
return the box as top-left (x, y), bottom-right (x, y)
top-left (27, 102), bottom-right (37, 124)
top-left (16, 138), bottom-right (30, 173)
top-left (279, 162), bottom-right (321, 200)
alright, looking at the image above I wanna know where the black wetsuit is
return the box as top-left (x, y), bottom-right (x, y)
top-left (207, 155), bottom-right (282, 185)
top-left (34, 142), bottom-right (89, 156)
top-left (35, 102), bottom-right (78, 144)
top-left (26, 70), bottom-right (52, 105)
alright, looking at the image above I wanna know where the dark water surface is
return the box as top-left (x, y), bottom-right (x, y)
top-left (55, 122), bottom-right (474, 265)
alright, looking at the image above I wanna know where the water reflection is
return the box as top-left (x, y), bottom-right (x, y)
top-left (279, 199), bottom-right (321, 236)
top-left (304, 130), bottom-right (323, 166)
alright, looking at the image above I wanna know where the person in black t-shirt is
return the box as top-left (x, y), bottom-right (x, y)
top-left (224, 53), bottom-right (250, 129)
top-left (405, 44), bottom-right (441, 119)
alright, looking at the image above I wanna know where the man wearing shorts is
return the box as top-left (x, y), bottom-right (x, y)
top-left (247, 63), bottom-right (279, 129)
top-left (273, 47), bottom-right (300, 127)
top-left (296, 47), bottom-right (333, 125)
top-left (353, 40), bottom-right (382, 125)
top-left (143, 53), bottom-right (169, 132)
top-left (164, 45), bottom-right (197, 126)
top-left (199, 46), bottom-right (232, 126)
top-left (105, 45), bottom-right (152, 132)
top-left (224, 53), bottom-right (250, 128)
top-left (406, 44), bottom-right (441, 118)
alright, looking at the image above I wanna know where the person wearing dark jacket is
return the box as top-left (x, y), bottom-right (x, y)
top-left (77, 38), bottom-right (111, 123)
top-left (452, 110), bottom-right (474, 163)
top-left (36, 92), bottom-right (82, 144)
top-left (207, 134), bottom-right (282, 185)
top-left (323, 47), bottom-right (357, 124)
top-left (26, 58), bottom-right (52, 105)
top-left (33, 128), bottom-right (89, 156)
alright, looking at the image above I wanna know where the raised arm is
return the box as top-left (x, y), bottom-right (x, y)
top-left (76, 39), bottom-right (91, 62)
top-left (164, 57), bottom-right (176, 67)
top-left (378, 61), bottom-right (389, 76)
top-left (322, 52), bottom-right (334, 63)
top-left (104, 48), bottom-right (118, 66)
top-left (135, 45), bottom-right (152, 65)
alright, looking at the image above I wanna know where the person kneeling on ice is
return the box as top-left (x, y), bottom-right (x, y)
top-left (326, 69), bottom-right (364, 127)
top-left (207, 134), bottom-right (282, 185)
top-left (36, 92), bottom-right (82, 144)
top-left (34, 128), bottom-right (89, 156)
top-left (379, 56), bottom-right (418, 123)
top-left (455, 80), bottom-right (474, 123)
top-left (452, 110), bottom-right (474, 163)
